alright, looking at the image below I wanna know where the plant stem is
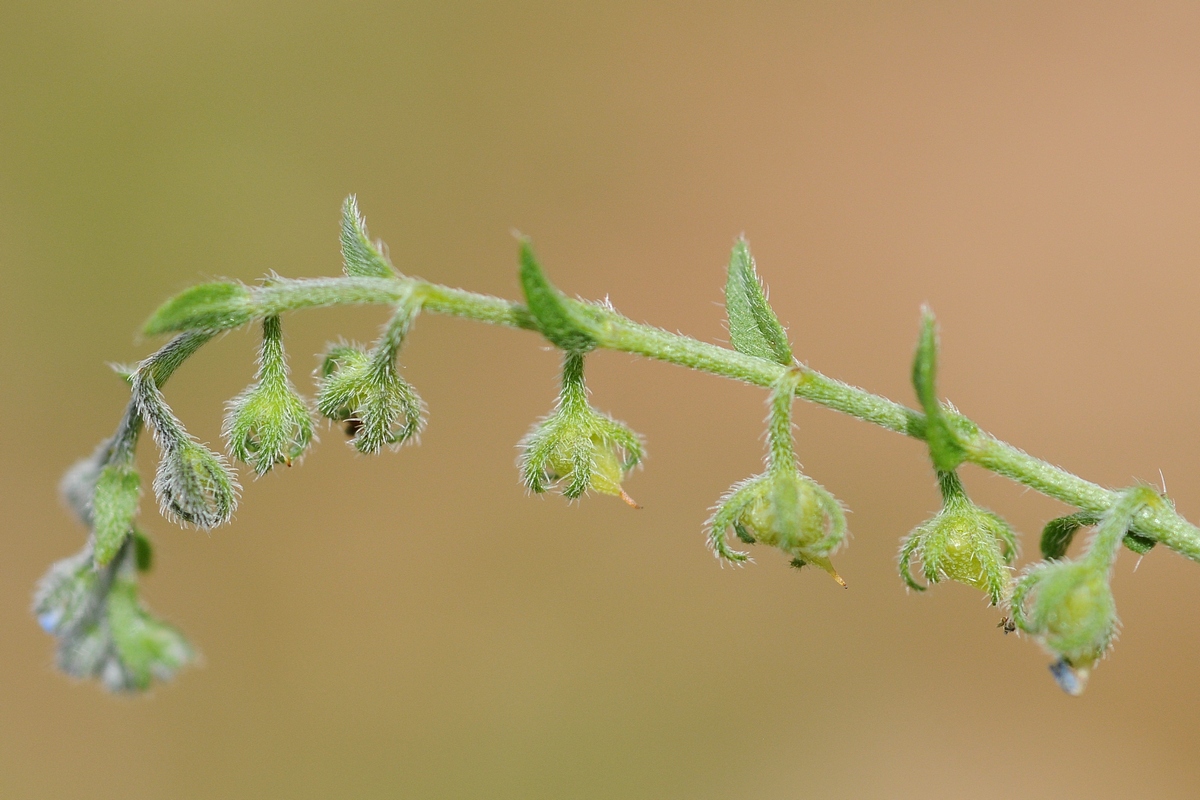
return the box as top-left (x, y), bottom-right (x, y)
top-left (149, 274), bottom-right (1200, 561)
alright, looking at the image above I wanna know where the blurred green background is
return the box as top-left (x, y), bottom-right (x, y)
top-left (4, 2), bottom-right (1200, 798)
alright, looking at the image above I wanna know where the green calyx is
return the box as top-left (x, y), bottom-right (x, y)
top-left (316, 345), bottom-right (424, 453)
top-left (519, 352), bottom-right (644, 505)
top-left (105, 576), bottom-right (194, 692)
top-left (34, 548), bottom-right (102, 639)
top-left (315, 295), bottom-right (424, 453)
top-left (1013, 486), bottom-right (1165, 694)
top-left (708, 371), bottom-right (847, 584)
top-left (133, 351), bottom-right (239, 530)
top-left (153, 439), bottom-right (239, 529)
top-left (224, 316), bottom-right (314, 476)
top-left (899, 470), bottom-right (1017, 606)
top-left (1012, 559), bottom-right (1114, 694)
top-left (708, 470), bottom-right (847, 584)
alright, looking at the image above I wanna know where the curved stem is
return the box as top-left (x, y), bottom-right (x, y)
top-left (140, 275), bottom-right (1200, 562)
top-left (936, 470), bottom-right (970, 508)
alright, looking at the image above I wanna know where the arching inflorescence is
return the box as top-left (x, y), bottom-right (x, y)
top-left (38, 197), bottom-right (1198, 694)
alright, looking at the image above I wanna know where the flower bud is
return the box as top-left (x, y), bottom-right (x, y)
top-left (899, 472), bottom-right (1016, 606)
top-left (708, 468), bottom-right (847, 584)
top-left (104, 576), bottom-right (194, 691)
top-left (59, 439), bottom-right (111, 528)
top-left (133, 368), bottom-right (239, 529)
top-left (1011, 560), bottom-right (1115, 695)
top-left (225, 381), bottom-right (314, 475)
top-left (519, 352), bottom-right (644, 505)
top-left (706, 369), bottom-right (847, 584)
top-left (91, 463), bottom-right (141, 567)
top-left (1013, 487), bottom-right (1161, 694)
top-left (36, 542), bottom-right (194, 692)
top-left (316, 344), bottom-right (424, 454)
top-left (316, 345), bottom-right (371, 422)
top-left (154, 439), bottom-right (239, 529)
top-left (519, 407), bottom-right (644, 506)
top-left (225, 315), bottom-right (315, 475)
top-left (33, 549), bottom-right (100, 636)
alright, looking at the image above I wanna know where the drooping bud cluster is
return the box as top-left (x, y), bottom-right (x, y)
top-left (39, 339), bottom-right (200, 691)
top-left (1012, 486), bottom-right (1163, 694)
top-left (316, 292), bottom-right (424, 453)
top-left (133, 341), bottom-right (240, 530)
top-left (899, 471), bottom-right (1017, 606)
top-left (519, 352), bottom-right (644, 505)
top-left (35, 543), bottom-right (193, 692)
top-left (224, 315), bottom-right (314, 475)
top-left (38, 200), bottom-right (432, 693)
top-left (40, 418), bottom-right (188, 691)
top-left (708, 371), bottom-right (848, 584)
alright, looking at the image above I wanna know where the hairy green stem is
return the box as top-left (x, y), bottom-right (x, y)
top-left (149, 274), bottom-right (1200, 561)
top-left (558, 351), bottom-right (589, 413)
top-left (766, 371), bottom-right (802, 472)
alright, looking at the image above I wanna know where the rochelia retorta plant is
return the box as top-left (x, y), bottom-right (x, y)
top-left (38, 196), bottom-right (1199, 694)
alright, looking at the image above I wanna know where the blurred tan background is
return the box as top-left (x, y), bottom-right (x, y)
top-left (3, 2), bottom-right (1200, 798)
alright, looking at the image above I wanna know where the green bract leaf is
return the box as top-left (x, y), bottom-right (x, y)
top-left (724, 240), bottom-right (792, 365)
top-left (899, 471), bottom-right (1017, 606)
top-left (1041, 511), bottom-right (1099, 560)
top-left (1041, 510), bottom-right (1157, 559)
top-left (133, 530), bottom-right (154, 572)
top-left (92, 464), bottom-right (141, 567)
top-left (518, 239), bottom-right (596, 352)
top-left (1123, 531), bottom-right (1156, 555)
top-left (341, 195), bottom-right (396, 278)
top-left (143, 282), bottom-right (254, 335)
top-left (912, 308), bottom-right (966, 472)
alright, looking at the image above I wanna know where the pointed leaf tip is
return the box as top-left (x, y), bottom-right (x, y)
top-left (724, 240), bottom-right (792, 365)
top-left (143, 282), bottom-right (254, 336)
top-left (518, 239), bottom-right (596, 352)
top-left (912, 308), bottom-right (965, 472)
top-left (340, 195), bottom-right (396, 278)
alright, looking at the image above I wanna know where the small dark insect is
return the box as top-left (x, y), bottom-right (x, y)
top-left (343, 418), bottom-right (363, 438)
top-left (998, 616), bottom-right (1016, 634)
